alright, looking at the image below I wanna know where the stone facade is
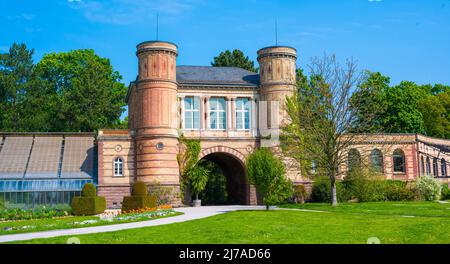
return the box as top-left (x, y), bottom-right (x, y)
top-left (339, 134), bottom-right (450, 183)
top-left (97, 40), bottom-right (450, 208)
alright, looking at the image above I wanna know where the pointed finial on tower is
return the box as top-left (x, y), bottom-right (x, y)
top-left (275, 18), bottom-right (278, 46)
top-left (156, 12), bottom-right (159, 40)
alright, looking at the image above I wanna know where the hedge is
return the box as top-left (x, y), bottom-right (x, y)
top-left (71, 196), bottom-right (106, 216)
top-left (441, 184), bottom-right (450, 200)
top-left (311, 177), bottom-right (418, 203)
top-left (122, 195), bottom-right (157, 212)
top-left (71, 183), bottom-right (106, 216)
top-left (310, 177), bottom-right (348, 203)
top-left (132, 181), bottom-right (148, 196)
top-left (82, 183), bottom-right (97, 197)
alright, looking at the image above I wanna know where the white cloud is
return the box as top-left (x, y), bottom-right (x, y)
top-left (70, 0), bottom-right (202, 25)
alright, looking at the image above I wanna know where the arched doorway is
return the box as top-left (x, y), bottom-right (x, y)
top-left (198, 147), bottom-right (250, 205)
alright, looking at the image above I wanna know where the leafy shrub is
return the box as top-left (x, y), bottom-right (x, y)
top-left (384, 181), bottom-right (418, 201)
top-left (247, 148), bottom-right (293, 209)
top-left (342, 167), bottom-right (385, 202)
top-left (0, 206), bottom-right (70, 221)
top-left (122, 182), bottom-right (157, 212)
top-left (341, 167), bottom-right (417, 202)
top-left (441, 184), bottom-right (450, 200)
top-left (311, 177), bottom-right (347, 203)
top-left (416, 175), bottom-right (442, 201)
top-left (132, 181), bottom-right (148, 196)
top-left (201, 161), bottom-right (228, 205)
top-left (188, 161), bottom-right (210, 201)
top-left (0, 197), bottom-right (4, 209)
top-left (149, 181), bottom-right (176, 205)
top-left (81, 183), bottom-right (97, 197)
top-left (293, 184), bottom-right (307, 204)
top-left (71, 197), bottom-right (106, 216)
top-left (312, 168), bottom-right (419, 203)
top-left (122, 195), bottom-right (157, 213)
top-left (71, 183), bottom-right (106, 216)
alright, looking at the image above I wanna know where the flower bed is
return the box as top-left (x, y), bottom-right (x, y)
top-left (0, 206), bottom-right (71, 221)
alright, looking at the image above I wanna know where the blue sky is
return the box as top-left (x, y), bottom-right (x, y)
top-left (1, 0), bottom-right (449, 88)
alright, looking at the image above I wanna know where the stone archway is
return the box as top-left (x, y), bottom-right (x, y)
top-left (199, 146), bottom-right (251, 205)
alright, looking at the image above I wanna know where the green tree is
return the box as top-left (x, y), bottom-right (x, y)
top-left (382, 81), bottom-right (427, 134)
top-left (350, 72), bottom-right (450, 137)
top-left (349, 71), bottom-right (389, 133)
top-left (247, 148), bottom-right (292, 210)
top-left (177, 136), bottom-right (202, 203)
top-left (34, 49), bottom-right (127, 132)
top-left (418, 87), bottom-right (450, 139)
top-left (188, 161), bottom-right (210, 202)
top-left (201, 161), bottom-right (228, 205)
top-left (281, 54), bottom-right (368, 206)
top-left (0, 43), bottom-right (34, 131)
top-left (211, 49), bottom-right (257, 72)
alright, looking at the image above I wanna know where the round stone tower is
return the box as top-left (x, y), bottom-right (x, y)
top-left (257, 46), bottom-right (297, 128)
top-left (257, 46), bottom-right (301, 183)
top-left (135, 41), bottom-right (180, 204)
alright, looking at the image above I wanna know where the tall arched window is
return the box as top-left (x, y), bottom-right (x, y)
top-left (114, 157), bottom-right (124, 177)
top-left (393, 149), bottom-right (406, 173)
top-left (370, 149), bottom-right (384, 173)
top-left (433, 158), bottom-right (438, 177)
top-left (348, 149), bottom-right (361, 172)
top-left (442, 159), bottom-right (447, 177)
top-left (426, 157), bottom-right (431, 175)
top-left (421, 156), bottom-right (425, 175)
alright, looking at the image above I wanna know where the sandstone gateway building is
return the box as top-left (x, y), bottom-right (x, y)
top-left (0, 40), bottom-right (449, 207)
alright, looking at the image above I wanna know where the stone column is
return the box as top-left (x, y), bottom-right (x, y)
top-left (251, 98), bottom-right (258, 136)
top-left (179, 96), bottom-right (185, 129)
top-left (205, 96), bottom-right (211, 130)
top-left (231, 97), bottom-right (236, 131)
top-left (226, 97), bottom-right (233, 131)
top-left (199, 96), bottom-right (204, 131)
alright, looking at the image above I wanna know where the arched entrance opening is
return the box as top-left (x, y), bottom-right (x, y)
top-left (198, 151), bottom-right (249, 205)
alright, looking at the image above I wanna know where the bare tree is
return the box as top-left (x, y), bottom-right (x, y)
top-left (281, 54), bottom-right (380, 206)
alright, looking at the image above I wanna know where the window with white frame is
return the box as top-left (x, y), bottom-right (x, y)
top-left (114, 157), bottom-right (124, 177)
top-left (210, 98), bottom-right (226, 130)
top-left (183, 97), bottom-right (200, 130)
top-left (236, 98), bottom-right (250, 130)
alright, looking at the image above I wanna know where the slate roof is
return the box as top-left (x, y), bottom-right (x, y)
top-left (176, 66), bottom-right (259, 86)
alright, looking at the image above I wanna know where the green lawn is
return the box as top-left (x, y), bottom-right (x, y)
top-left (280, 201), bottom-right (450, 217)
top-left (11, 201), bottom-right (450, 244)
top-left (0, 210), bottom-right (182, 235)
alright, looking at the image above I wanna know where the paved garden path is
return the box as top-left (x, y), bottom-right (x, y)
top-left (0, 205), bottom-right (275, 243)
top-left (0, 205), bottom-right (328, 243)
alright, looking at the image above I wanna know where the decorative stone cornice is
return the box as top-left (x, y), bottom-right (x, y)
top-left (136, 79), bottom-right (178, 86)
top-left (257, 52), bottom-right (297, 60)
top-left (349, 141), bottom-right (416, 145)
top-left (178, 83), bottom-right (258, 91)
top-left (136, 48), bottom-right (178, 57)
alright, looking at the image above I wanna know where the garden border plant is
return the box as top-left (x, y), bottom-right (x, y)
top-left (71, 183), bottom-right (106, 216)
top-left (122, 181), bottom-right (157, 212)
top-left (309, 167), bottom-right (419, 203)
